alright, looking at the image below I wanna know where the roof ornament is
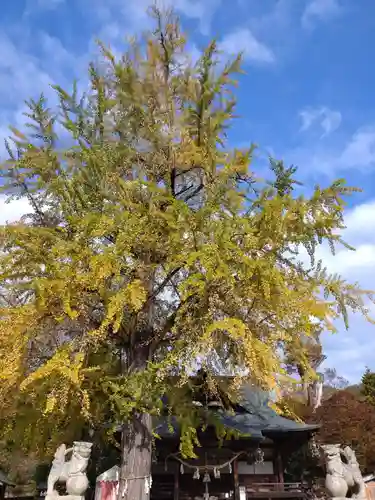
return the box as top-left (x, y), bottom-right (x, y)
top-left (193, 468), bottom-right (200, 480)
top-left (254, 447), bottom-right (265, 464)
top-left (203, 471), bottom-right (211, 483)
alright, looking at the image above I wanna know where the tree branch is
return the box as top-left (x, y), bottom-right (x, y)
top-left (140, 266), bottom-right (183, 313)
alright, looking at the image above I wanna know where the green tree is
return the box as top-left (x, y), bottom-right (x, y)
top-left (361, 368), bottom-right (375, 406)
top-left (0, 6), bottom-right (372, 499)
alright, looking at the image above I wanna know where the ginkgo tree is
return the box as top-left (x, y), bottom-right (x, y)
top-left (0, 6), bottom-right (372, 499)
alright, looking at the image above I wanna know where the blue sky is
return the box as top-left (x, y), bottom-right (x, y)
top-left (1, 0), bottom-right (375, 383)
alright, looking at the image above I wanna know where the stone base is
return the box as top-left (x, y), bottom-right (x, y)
top-left (46, 494), bottom-right (84, 500)
top-left (328, 496), bottom-right (367, 500)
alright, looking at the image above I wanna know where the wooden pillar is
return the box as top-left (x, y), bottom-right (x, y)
top-left (275, 449), bottom-right (284, 486)
top-left (173, 468), bottom-right (179, 500)
top-left (233, 458), bottom-right (240, 500)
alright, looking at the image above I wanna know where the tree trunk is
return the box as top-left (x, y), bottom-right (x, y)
top-left (118, 269), bottom-right (155, 500)
top-left (119, 412), bottom-right (152, 500)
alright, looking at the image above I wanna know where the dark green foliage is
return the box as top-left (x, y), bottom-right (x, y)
top-left (361, 368), bottom-right (375, 406)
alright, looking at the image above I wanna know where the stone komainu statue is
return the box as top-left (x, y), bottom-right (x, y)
top-left (321, 444), bottom-right (366, 500)
top-left (46, 442), bottom-right (93, 500)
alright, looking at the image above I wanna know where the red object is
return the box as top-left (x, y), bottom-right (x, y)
top-left (99, 481), bottom-right (118, 500)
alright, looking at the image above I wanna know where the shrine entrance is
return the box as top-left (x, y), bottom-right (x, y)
top-left (150, 468), bottom-right (235, 500)
top-left (179, 471), bottom-right (235, 499)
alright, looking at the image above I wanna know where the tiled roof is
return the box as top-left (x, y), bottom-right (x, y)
top-left (154, 384), bottom-right (320, 439)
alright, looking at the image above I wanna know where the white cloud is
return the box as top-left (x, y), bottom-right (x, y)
top-left (89, 0), bottom-right (221, 38)
top-left (317, 243), bottom-right (375, 277)
top-left (246, 0), bottom-right (294, 39)
top-left (23, 0), bottom-right (65, 16)
top-left (0, 38), bottom-right (74, 160)
top-left (325, 127), bottom-right (375, 172)
top-left (0, 25), bottom-right (90, 157)
top-left (295, 201), bottom-right (375, 286)
top-left (171, 0), bottom-right (221, 35)
top-left (219, 28), bottom-right (275, 64)
top-left (287, 199), bottom-right (375, 381)
top-left (339, 201), bottom-right (375, 242)
top-left (314, 201), bottom-right (375, 280)
top-left (39, 32), bottom-right (76, 68)
top-left (302, 0), bottom-right (342, 29)
top-left (338, 127), bottom-right (375, 170)
top-left (306, 200), bottom-right (375, 381)
top-left (321, 308), bottom-right (375, 383)
top-left (283, 124), bottom-right (375, 179)
top-left (299, 106), bottom-right (342, 136)
top-left (0, 195), bottom-right (31, 225)
top-left (0, 34), bottom-right (55, 108)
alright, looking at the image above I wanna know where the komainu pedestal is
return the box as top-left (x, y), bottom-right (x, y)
top-left (322, 444), bottom-right (366, 500)
top-left (46, 442), bottom-right (93, 500)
